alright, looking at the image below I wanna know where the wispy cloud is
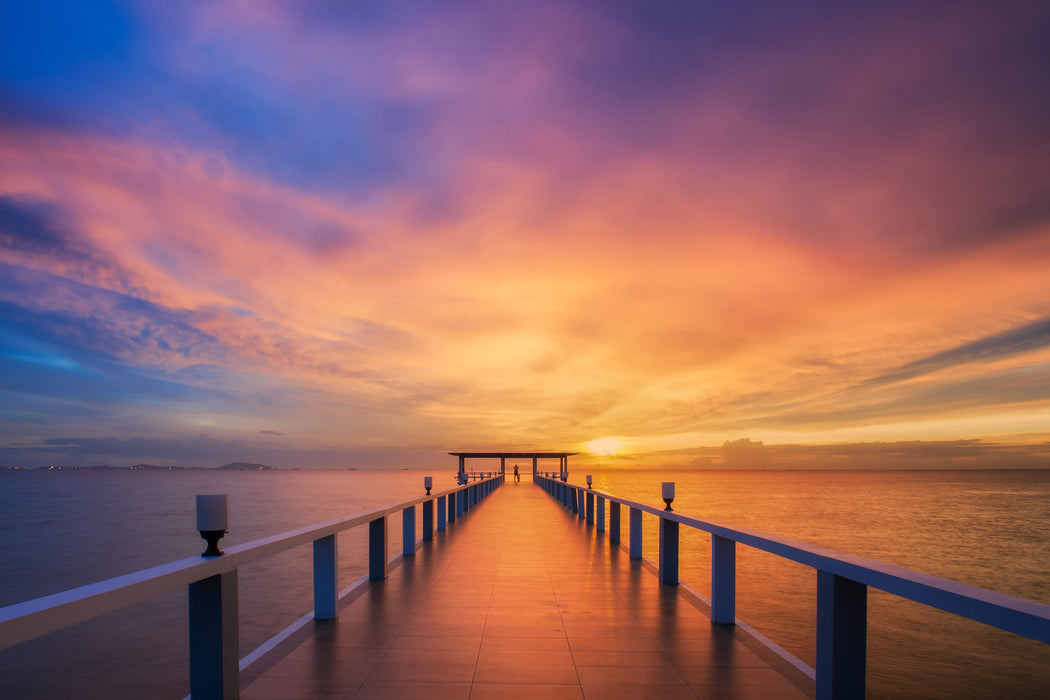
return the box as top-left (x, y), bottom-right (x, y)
top-left (868, 317), bottom-right (1050, 387)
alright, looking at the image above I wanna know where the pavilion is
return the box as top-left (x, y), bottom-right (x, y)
top-left (449, 451), bottom-right (578, 482)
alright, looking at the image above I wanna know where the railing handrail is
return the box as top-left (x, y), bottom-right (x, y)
top-left (551, 478), bottom-right (1050, 644)
top-left (0, 477), bottom-right (499, 651)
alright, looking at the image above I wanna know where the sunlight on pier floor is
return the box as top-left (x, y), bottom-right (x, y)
top-left (241, 479), bottom-right (811, 699)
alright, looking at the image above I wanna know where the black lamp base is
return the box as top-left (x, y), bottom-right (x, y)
top-left (663, 499), bottom-right (674, 511)
top-left (200, 529), bottom-right (226, 556)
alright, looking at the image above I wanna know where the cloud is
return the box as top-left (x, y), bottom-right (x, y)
top-left (721, 438), bottom-right (773, 467)
top-left (868, 317), bottom-right (1050, 387)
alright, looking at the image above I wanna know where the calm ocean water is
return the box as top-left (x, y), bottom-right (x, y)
top-left (1, 468), bottom-right (1049, 698)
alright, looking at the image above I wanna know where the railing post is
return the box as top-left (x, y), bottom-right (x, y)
top-left (577, 489), bottom-right (585, 519)
top-left (403, 506), bottom-right (416, 556)
top-left (423, 499), bottom-right (434, 541)
top-left (610, 502), bottom-right (620, 544)
top-left (369, 516), bottom-right (388, 580)
top-left (816, 570), bottom-right (867, 700)
top-left (596, 496), bottom-right (605, 533)
top-left (586, 491), bottom-right (594, 525)
top-left (456, 488), bottom-right (464, 516)
top-left (313, 534), bottom-right (338, 619)
top-left (437, 495), bottom-right (447, 530)
top-left (659, 517), bottom-right (679, 585)
top-left (629, 507), bottom-right (642, 558)
top-left (711, 535), bottom-right (735, 624)
top-left (188, 571), bottom-right (239, 700)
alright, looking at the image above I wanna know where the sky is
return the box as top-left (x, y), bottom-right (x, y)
top-left (2, 0), bottom-right (1050, 469)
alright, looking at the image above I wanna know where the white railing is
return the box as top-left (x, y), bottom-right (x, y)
top-left (0, 474), bottom-right (504, 700)
top-left (534, 474), bottom-right (1050, 700)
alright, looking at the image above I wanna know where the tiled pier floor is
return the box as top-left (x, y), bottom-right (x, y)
top-left (242, 479), bottom-right (813, 699)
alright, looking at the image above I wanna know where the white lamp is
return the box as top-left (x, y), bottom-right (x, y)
top-left (196, 494), bottom-right (228, 556)
top-left (586, 474), bottom-right (593, 487)
top-left (424, 476), bottom-right (433, 495)
top-left (662, 482), bottom-right (675, 511)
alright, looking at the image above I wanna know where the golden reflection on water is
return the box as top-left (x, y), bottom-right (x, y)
top-left (584, 469), bottom-right (1050, 699)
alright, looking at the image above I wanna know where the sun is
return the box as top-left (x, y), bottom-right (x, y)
top-left (586, 437), bottom-right (624, 456)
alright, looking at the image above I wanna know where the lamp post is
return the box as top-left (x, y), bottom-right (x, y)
top-left (586, 474), bottom-right (593, 488)
top-left (424, 476), bottom-right (433, 495)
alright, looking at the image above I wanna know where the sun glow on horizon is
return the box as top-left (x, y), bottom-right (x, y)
top-left (586, 437), bottom-right (626, 456)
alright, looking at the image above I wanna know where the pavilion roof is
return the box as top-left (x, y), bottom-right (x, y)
top-left (449, 452), bottom-right (578, 459)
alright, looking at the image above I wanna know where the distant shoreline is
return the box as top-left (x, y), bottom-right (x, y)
top-left (0, 461), bottom-right (287, 471)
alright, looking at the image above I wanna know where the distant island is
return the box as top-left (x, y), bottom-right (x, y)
top-left (1, 461), bottom-right (286, 471)
top-left (214, 462), bottom-right (281, 471)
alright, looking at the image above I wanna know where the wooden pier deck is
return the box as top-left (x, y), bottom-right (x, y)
top-left (241, 478), bottom-right (813, 699)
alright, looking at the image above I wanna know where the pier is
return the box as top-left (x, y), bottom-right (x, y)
top-left (3, 463), bottom-right (1050, 699)
top-left (239, 476), bottom-right (810, 699)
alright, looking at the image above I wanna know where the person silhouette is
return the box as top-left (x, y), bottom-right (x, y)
top-left (513, 464), bottom-right (520, 482)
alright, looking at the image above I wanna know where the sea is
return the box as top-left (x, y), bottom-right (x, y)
top-left (1, 467), bottom-right (1049, 699)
